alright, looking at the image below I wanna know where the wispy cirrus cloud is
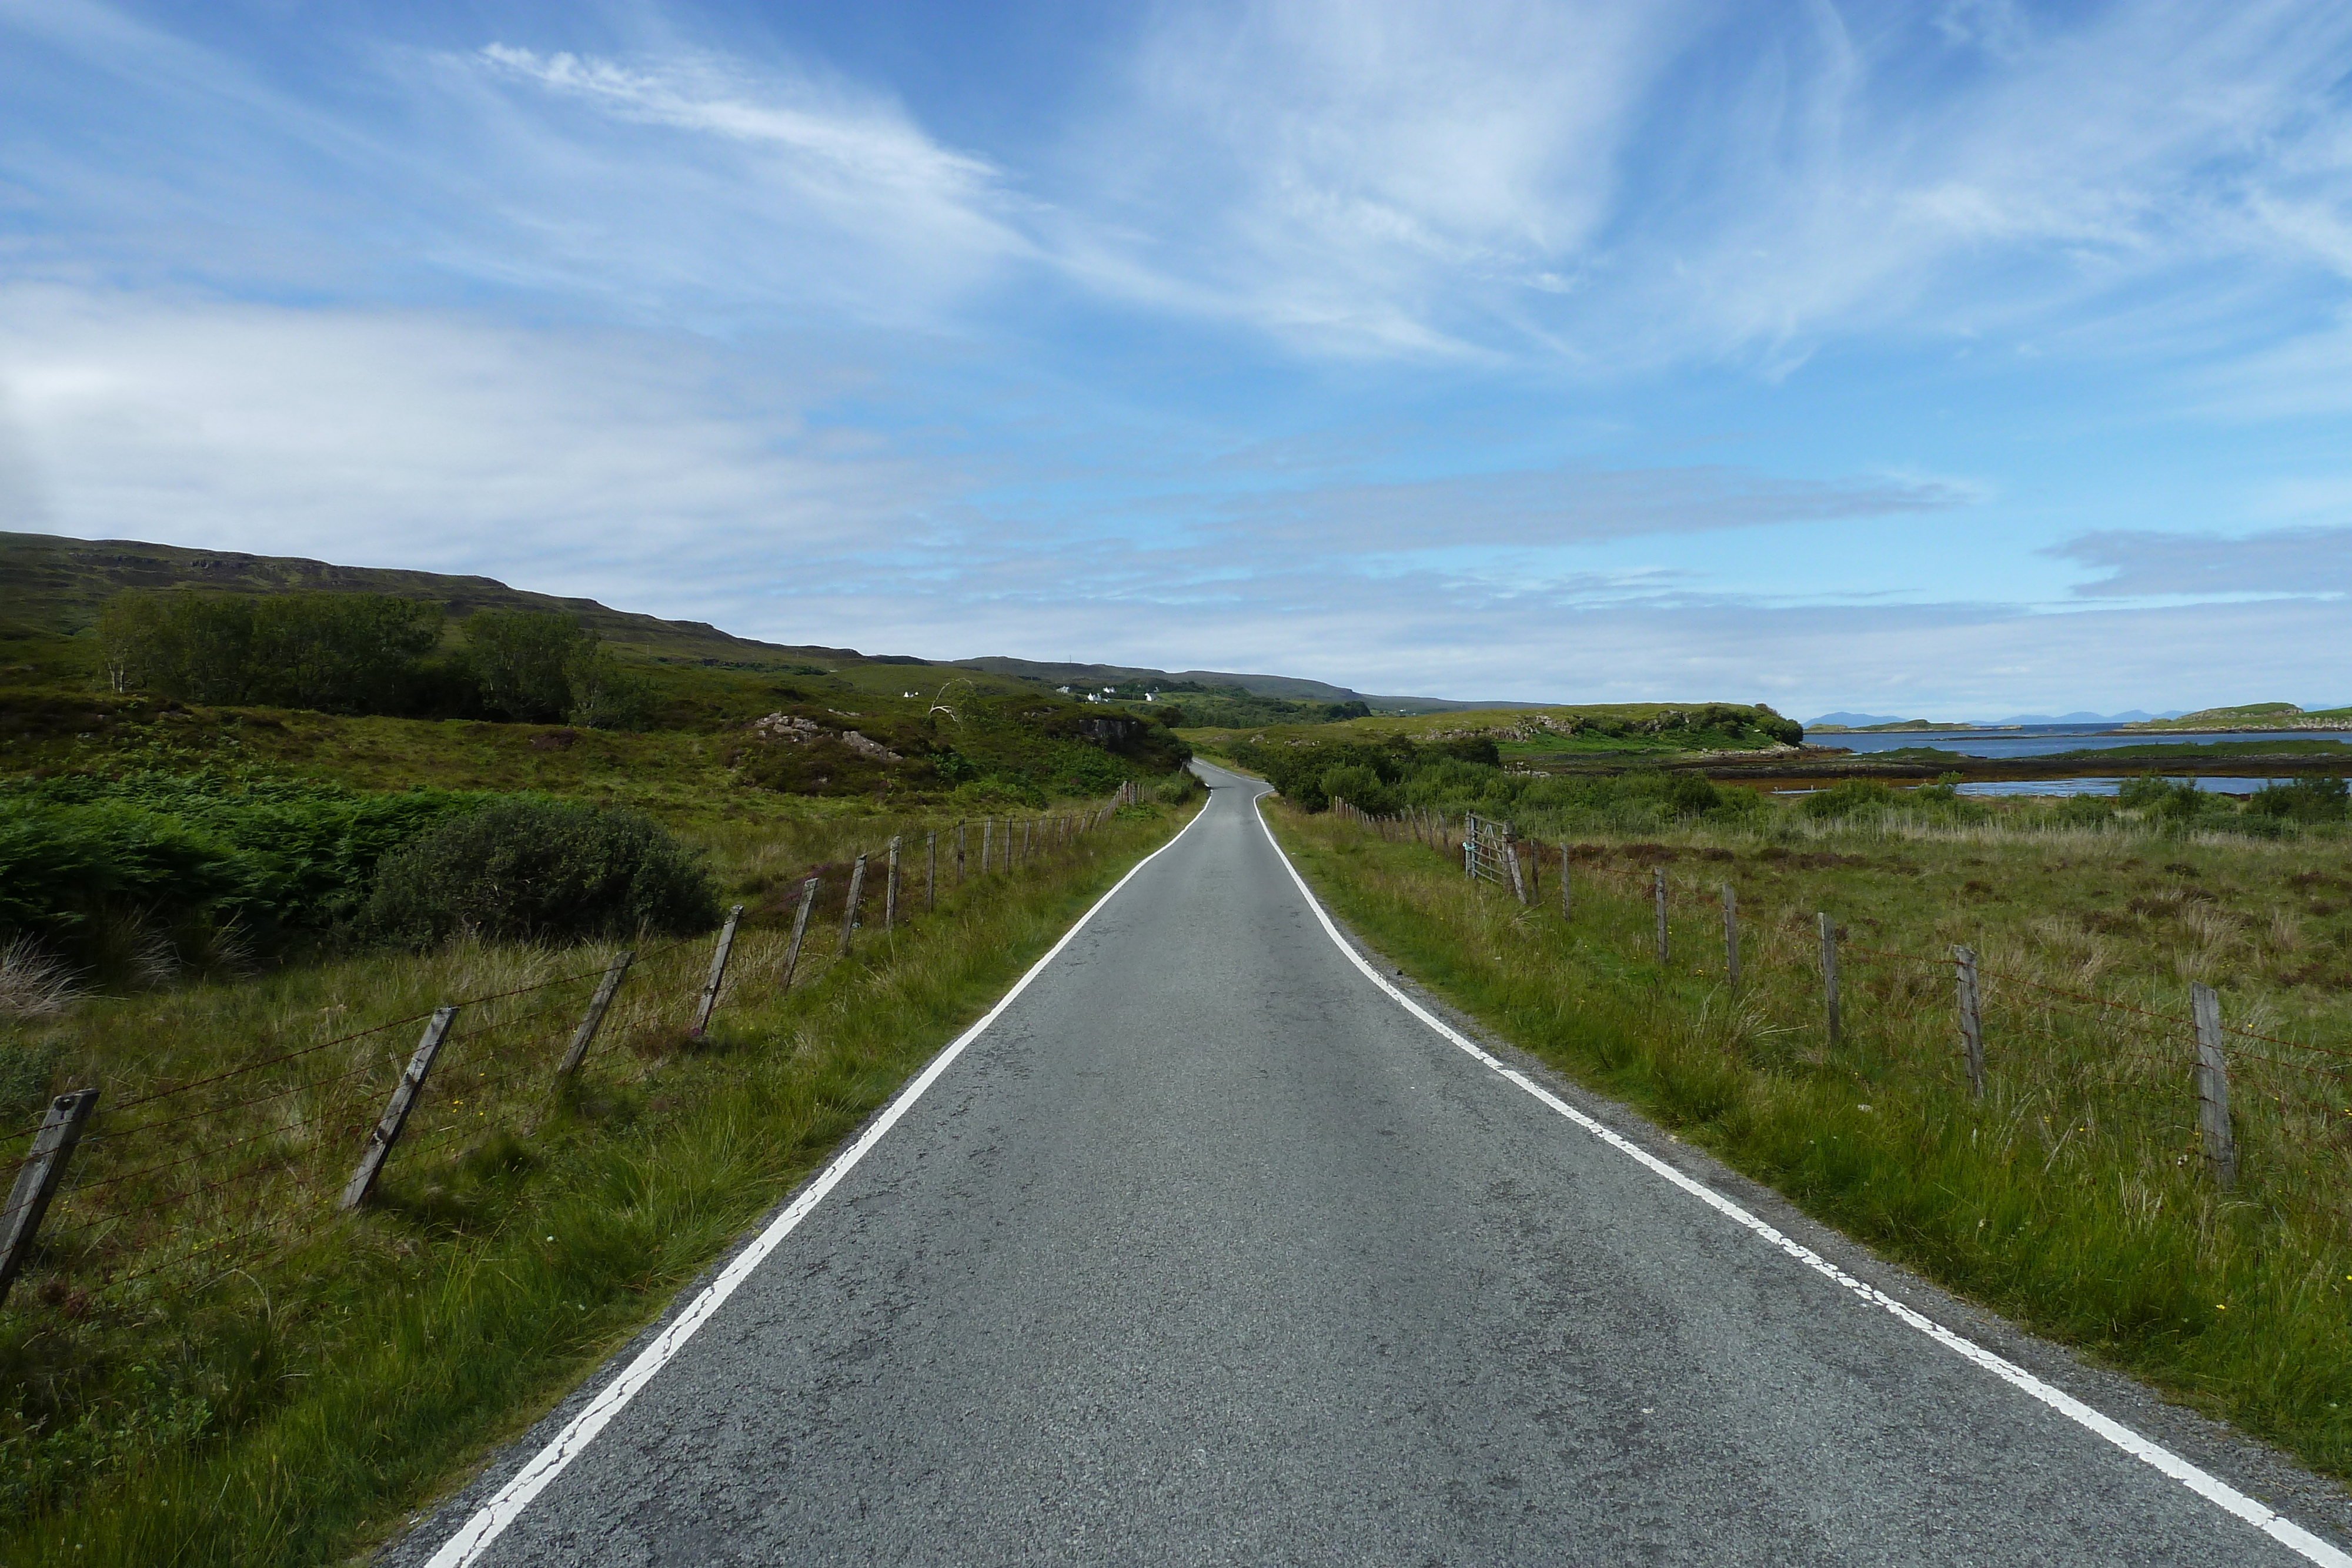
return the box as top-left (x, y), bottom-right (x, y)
top-left (2051, 525), bottom-right (2352, 599)
top-left (1195, 463), bottom-right (1974, 552)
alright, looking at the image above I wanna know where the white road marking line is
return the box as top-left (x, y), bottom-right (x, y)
top-left (422, 795), bottom-right (1217, 1567)
top-left (1248, 785), bottom-right (2350, 1568)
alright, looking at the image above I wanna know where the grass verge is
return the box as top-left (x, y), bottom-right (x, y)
top-left (1, 793), bottom-right (1199, 1567)
top-left (1262, 798), bottom-right (2352, 1485)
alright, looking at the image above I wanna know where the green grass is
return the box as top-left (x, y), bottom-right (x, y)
top-left (1263, 799), bottom-right (2352, 1483)
top-left (0, 788), bottom-right (1201, 1567)
top-left (1180, 699), bottom-right (1796, 761)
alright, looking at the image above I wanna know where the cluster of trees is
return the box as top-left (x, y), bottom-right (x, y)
top-left (96, 591), bottom-right (652, 728)
top-left (1546, 704), bottom-right (1804, 748)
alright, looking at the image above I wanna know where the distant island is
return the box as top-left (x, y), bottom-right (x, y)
top-left (2122, 702), bottom-right (2352, 733)
top-left (1806, 717), bottom-right (1975, 734)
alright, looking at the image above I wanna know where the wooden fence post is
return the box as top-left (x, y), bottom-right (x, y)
top-left (1722, 884), bottom-right (1739, 991)
top-left (980, 818), bottom-right (993, 875)
top-left (838, 855), bottom-right (868, 957)
top-left (1507, 840), bottom-right (1529, 904)
top-left (1818, 913), bottom-right (1842, 1049)
top-left (2190, 982), bottom-right (2238, 1189)
top-left (1653, 868), bottom-right (1669, 965)
top-left (956, 821), bottom-right (967, 885)
top-left (340, 1006), bottom-right (457, 1211)
top-left (884, 837), bottom-right (901, 932)
top-left (1559, 841), bottom-right (1571, 920)
top-left (689, 904), bottom-right (745, 1037)
top-left (0, 1088), bottom-right (99, 1307)
top-left (555, 950), bottom-right (634, 1080)
top-left (779, 875), bottom-right (819, 992)
top-left (1953, 944), bottom-right (1984, 1100)
top-left (926, 831), bottom-right (938, 913)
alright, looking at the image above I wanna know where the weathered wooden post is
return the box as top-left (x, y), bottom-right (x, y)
top-left (1507, 839), bottom-right (1529, 904)
top-left (2190, 982), bottom-right (2238, 1188)
top-left (340, 1006), bottom-right (458, 1211)
top-left (689, 904), bottom-right (745, 1037)
top-left (884, 837), bottom-right (901, 932)
top-left (980, 818), bottom-right (993, 875)
top-left (1818, 913), bottom-right (1842, 1049)
top-left (838, 855), bottom-right (868, 957)
top-left (0, 1088), bottom-right (99, 1306)
top-left (1653, 868), bottom-right (1669, 965)
top-left (956, 821), bottom-right (967, 885)
top-left (926, 831), bottom-right (938, 913)
top-left (1559, 841), bottom-right (1571, 920)
top-left (1722, 884), bottom-right (1739, 991)
top-left (1953, 945), bottom-right (1984, 1100)
top-left (779, 875), bottom-right (819, 992)
top-left (555, 950), bottom-right (634, 1080)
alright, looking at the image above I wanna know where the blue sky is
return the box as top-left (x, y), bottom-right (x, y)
top-left (2, 0), bottom-right (2348, 716)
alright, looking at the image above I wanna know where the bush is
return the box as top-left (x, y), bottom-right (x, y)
top-left (0, 773), bottom-right (496, 974)
top-left (2119, 775), bottom-right (2218, 823)
top-left (1321, 764), bottom-right (1398, 816)
top-left (1665, 773), bottom-right (1723, 815)
top-left (1799, 779), bottom-right (1896, 819)
top-left (2050, 794), bottom-right (2117, 828)
top-left (2249, 776), bottom-right (2348, 823)
top-left (361, 800), bottom-right (719, 948)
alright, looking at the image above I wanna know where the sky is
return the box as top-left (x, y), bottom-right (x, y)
top-left (2, 0), bottom-right (2349, 718)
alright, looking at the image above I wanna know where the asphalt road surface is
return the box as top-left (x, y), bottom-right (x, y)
top-left (400, 763), bottom-right (2349, 1566)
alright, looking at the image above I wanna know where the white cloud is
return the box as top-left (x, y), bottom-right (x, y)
top-left (2050, 524), bottom-right (2352, 598)
top-left (0, 287), bottom-right (966, 616)
top-left (1040, 0), bottom-right (2352, 366)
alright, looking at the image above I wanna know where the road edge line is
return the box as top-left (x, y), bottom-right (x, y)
top-left (422, 795), bottom-right (1216, 1568)
top-left (1248, 789), bottom-right (2349, 1568)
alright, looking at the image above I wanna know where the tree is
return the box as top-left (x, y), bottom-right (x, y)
top-left (462, 610), bottom-right (583, 722)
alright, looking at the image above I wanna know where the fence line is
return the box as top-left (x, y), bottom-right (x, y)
top-left (0, 784), bottom-right (1163, 1314)
top-left (1315, 801), bottom-right (2340, 1194)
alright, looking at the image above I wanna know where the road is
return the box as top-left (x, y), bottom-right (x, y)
top-left (399, 762), bottom-right (2348, 1566)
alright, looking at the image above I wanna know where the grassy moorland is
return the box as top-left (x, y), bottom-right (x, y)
top-left (0, 775), bottom-right (1202, 1567)
top-left (0, 535), bottom-right (1209, 1565)
top-left (1180, 698), bottom-right (1803, 767)
top-left (1260, 792), bottom-right (2352, 1483)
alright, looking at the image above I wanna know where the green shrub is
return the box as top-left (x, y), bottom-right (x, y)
top-left (360, 801), bottom-right (719, 948)
top-left (1320, 763), bottom-right (1398, 815)
top-left (2119, 775), bottom-right (2219, 824)
top-left (0, 773), bottom-right (491, 971)
top-left (1799, 779), bottom-right (1896, 819)
top-left (1665, 773), bottom-right (1723, 815)
top-left (2249, 776), bottom-right (2348, 823)
top-left (2050, 794), bottom-right (2117, 827)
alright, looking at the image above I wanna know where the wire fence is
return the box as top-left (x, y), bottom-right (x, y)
top-left (0, 783), bottom-right (1155, 1314)
top-left (1327, 800), bottom-right (2343, 1193)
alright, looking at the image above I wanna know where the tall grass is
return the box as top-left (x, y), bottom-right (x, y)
top-left (0, 794), bottom-right (1196, 1567)
top-left (1267, 801), bottom-right (2352, 1482)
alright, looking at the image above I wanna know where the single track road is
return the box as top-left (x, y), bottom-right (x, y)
top-left (395, 762), bottom-right (2351, 1566)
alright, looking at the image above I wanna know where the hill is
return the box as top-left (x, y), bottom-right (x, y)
top-left (2123, 702), bottom-right (2352, 732)
top-left (951, 656), bottom-right (1542, 715)
top-left (0, 531), bottom-right (1194, 806)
